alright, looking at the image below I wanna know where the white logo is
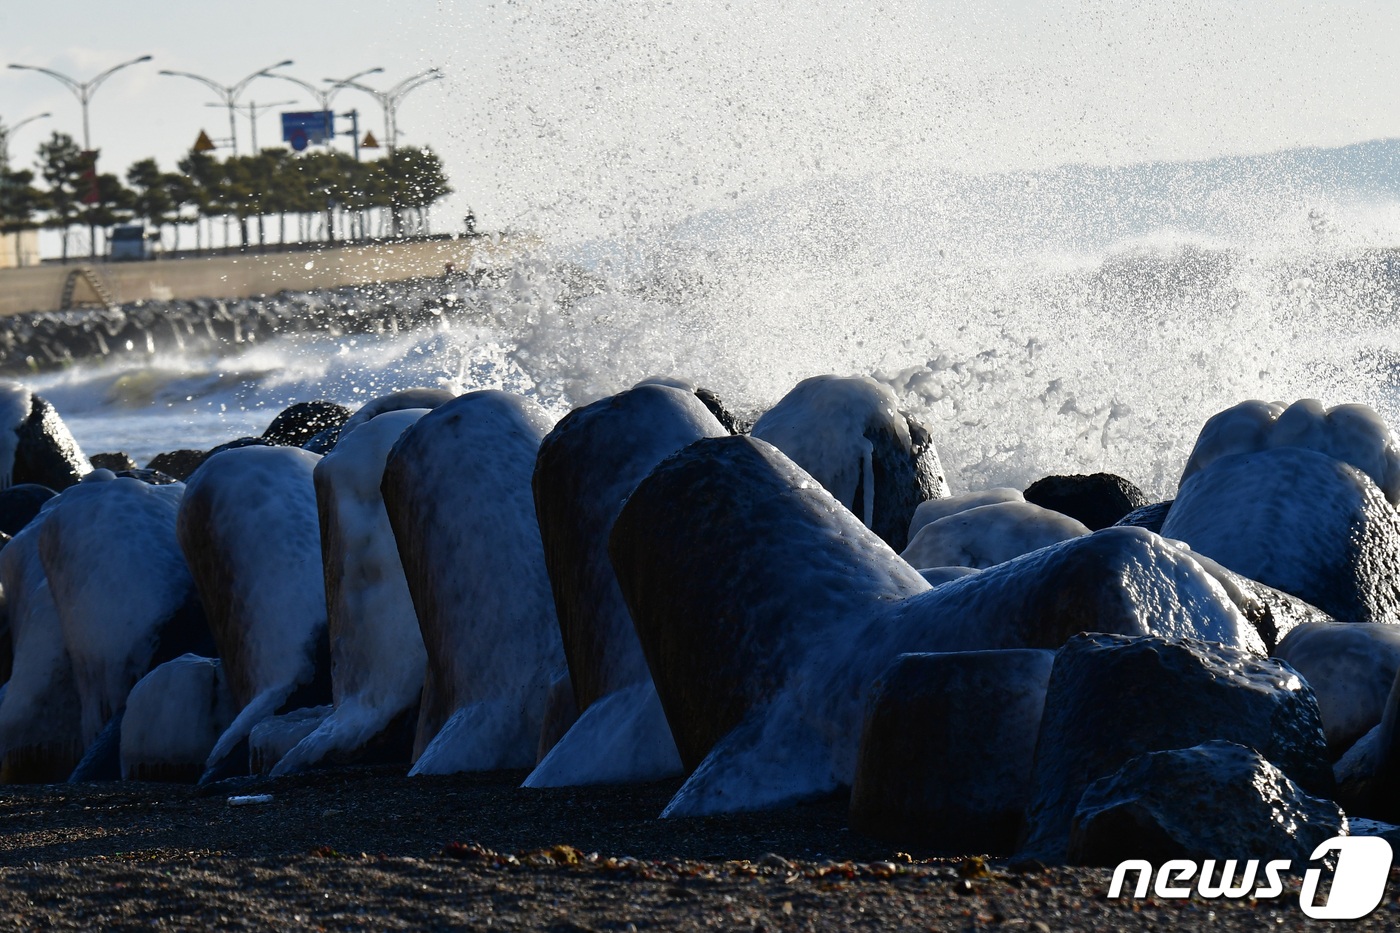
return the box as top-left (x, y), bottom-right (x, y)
top-left (1109, 836), bottom-right (1393, 919)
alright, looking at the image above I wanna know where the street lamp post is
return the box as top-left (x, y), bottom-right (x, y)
top-left (332, 68), bottom-right (443, 153)
top-left (159, 60), bottom-right (294, 156)
top-left (205, 99), bottom-right (296, 153)
top-left (269, 68), bottom-right (382, 150)
top-left (6, 55), bottom-right (151, 151)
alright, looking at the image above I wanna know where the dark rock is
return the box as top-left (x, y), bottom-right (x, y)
top-left (536, 667), bottom-right (579, 764)
top-left (1114, 500), bottom-right (1172, 534)
top-left (1023, 473), bottom-right (1148, 531)
top-left (11, 394), bottom-right (88, 491)
top-left (1274, 622), bottom-right (1400, 758)
top-left (145, 450), bottom-right (209, 482)
top-left (694, 387), bottom-right (745, 435)
top-left (0, 484), bottom-right (56, 536)
top-left (1019, 633), bottom-right (1333, 861)
top-left (262, 400), bottom-right (352, 448)
top-left (342, 388), bottom-right (456, 439)
top-left (1187, 552), bottom-right (1335, 655)
top-left (89, 452), bottom-right (137, 471)
top-left (849, 649), bottom-right (1054, 853)
top-left (1160, 446), bottom-right (1400, 624)
top-left (1067, 740), bottom-right (1345, 866)
top-left (751, 375), bottom-right (949, 552)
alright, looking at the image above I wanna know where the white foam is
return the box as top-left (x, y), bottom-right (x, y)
top-left (1181, 399), bottom-right (1400, 504)
top-left (900, 500), bottom-right (1088, 571)
top-left (37, 477), bottom-right (192, 748)
top-left (271, 409), bottom-right (430, 776)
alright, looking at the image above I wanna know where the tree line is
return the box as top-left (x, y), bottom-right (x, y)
top-left (0, 128), bottom-right (454, 261)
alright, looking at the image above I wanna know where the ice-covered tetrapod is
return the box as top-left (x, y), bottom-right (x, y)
top-left (901, 499), bottom-right (1089, 570)
top-left (1163, 399), bottom-right (1400, 624)
top-left (177, 445), bottom-right (329, 780)
top-left (38, 475), bottom-right (205, 754)
top-left (524, 383), bottom-right (727, 787)
top-left (751, 374), bottom-right (948, 552)
top-left (270, 409), bottom-right (431, 775)
top-left (380, 390), bottom-right (564, 775)
top-left (609, 435), bottom-right (1262, 818)
top-left (0, 502), bottom-right (82, 783)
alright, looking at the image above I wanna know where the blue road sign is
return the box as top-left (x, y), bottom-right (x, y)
top-left (281, 111), bottom-right (334, 151)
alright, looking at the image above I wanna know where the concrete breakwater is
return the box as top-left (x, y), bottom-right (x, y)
top-left (0, 236), bottom-right (528, 319)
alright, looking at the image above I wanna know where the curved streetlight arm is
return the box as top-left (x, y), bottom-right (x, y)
top-left (387, 67), bottom-right (442, 99)
top-left (391, 73), bottom-right (443, 106)
top-left (269, 73), bottom-right (330, 110)
top-left (10, 112), bottom-right (52, 134)
top-left (232, 60), bottom-right (294, 100)
top-left (87, 54), bottom-right (153, 97)
top-left (7, 64), bottom-right (83, 99)
top-left (160, 69), bottom-right (234, 104)
top-left (334, 80), bottom-right (389, 107)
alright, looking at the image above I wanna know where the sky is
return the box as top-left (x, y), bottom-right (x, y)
top-left (6, 1), bottom-right (1400, 248)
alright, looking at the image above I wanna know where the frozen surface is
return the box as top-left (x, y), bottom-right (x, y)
top-left (900, 500), bottom-right (1088, 570)
top-left (272, 409), bottom-right (430, 776)
top-left (382, 391), bottom-right (563, 773)
top-left (752, 375), bottom-right (917, 524)
top-left (1272, 622), bottom-right (1400, 756)
top-left (1181, 399), bottom-right (1400, 504)
top-left (907, 488), bottom-right (1023, 541)
top-left (250, 706), bottom-right (333, 774)
top-left (1162, 446), bottom-right (1400, 623)
top-left (338, 388), bottom-right (456, 441)
top-left (664, 527), bottom-right (1260, 817)
top-left (177, 445), bottom-right (328, 773)
top-left (37, 476), bottom-right (193, 748)
top-left (523, 681), bottom-right (683, 787)
top-left (120, 654), bottom-right (236, 781)
top-left (0, 508), bottom-right (81, 774)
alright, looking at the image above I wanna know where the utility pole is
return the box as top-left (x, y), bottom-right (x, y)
top-left (332, 68), bottom-right (442, 153)
top-left (7, 56), bottom-right (151, 151)
top-left (342, 109), bottom-right (362, 161)
top-left (160, 60), bottom-right (293, 155)
top-left (270, 69), bottom-right (382, 150)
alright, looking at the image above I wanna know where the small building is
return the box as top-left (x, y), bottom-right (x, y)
top-left (0, 229), bottom-right (40, 269)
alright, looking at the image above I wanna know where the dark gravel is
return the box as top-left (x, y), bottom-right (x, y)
top-left (0, 765), bottom-right (1393, 930)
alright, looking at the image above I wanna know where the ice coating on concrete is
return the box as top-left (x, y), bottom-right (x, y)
top-left (523, 680), bottom-right (682, 786)
top-left (663, 527), bottom-right (1260, 818)
top-left (381, 391), bottom-right (563, 774)
top-left (339, 388), bottom-right (456, 442)
top-left (250, 706), bottom-right (332, 774)
top-left (900, 500), bottom-right (1089, 570)
top-left (120, 654), bottom-right (236, 781)
top-left (37, 476), bottom-right (192, 748)
top-left (271, 409), bottom-right (430, 776)
top-left (1181, 399), bottom-right (1400, 504)
top-left (917, 566), bottom-right (981, 586)
top-left (0, 383), bottom-right (31, 489)
top-left (907, 488), bottom-right (1023, 541)
top-left (1272, 622), bottom-right (1400, 757)
top-left (177, 445), bottom-right (328, 774)
top-left (752, 374), bottom-right (919, 525)
top-left (1162, 446), bottom-right (1400, 623)
top-left (0, 505), bottom-right (81, 777)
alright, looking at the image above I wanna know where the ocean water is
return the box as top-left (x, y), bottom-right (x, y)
top-left (26, 3), bottom-right (1400, 500)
